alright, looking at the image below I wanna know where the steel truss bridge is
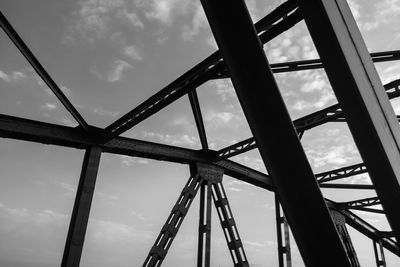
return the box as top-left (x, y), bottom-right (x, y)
top-left (1, 0), bottom-right (400, 266)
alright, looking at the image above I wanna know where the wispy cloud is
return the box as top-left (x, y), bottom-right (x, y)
top-left (40, 103), bottom-right (57, 111)
top-left (93, 106), bottom-right (120, 117)
top-left (182, 4), bottom-right (207, 41)
top-left (123, 45), bottom-right (144, 61)
top-left (64, 0), bottom-right (144, 44)
top-left (140, 130), bottom-right (199, 147)
top-left (107, 59), bottom-right (133, 82)
top-left (0, 70), bottom-right (27, 83)
top-left (144, 0), bottom-right (191, 25)
top-left (120, 155), bottom-right (150, 166)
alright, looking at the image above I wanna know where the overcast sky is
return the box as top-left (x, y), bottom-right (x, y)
top-left (0, 0), bottom-right (400, 266)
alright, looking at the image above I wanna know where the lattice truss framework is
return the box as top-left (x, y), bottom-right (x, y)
top-left (1, 0), bottom-right (400, 266)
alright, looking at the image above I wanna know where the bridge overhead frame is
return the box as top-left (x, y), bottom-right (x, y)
top-left (1, 0), bottom-right (400, 266)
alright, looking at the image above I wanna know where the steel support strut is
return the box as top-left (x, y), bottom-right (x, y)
top-left (197, 181), bottom-right (212, 267)
top-left (211, 181), bottom-right (249, 266)
top-left (373, 239), bottom-right (387, 267)
top-left (300, 0), bottom-right (400, 243)
top-left (275, 194), bottom-right (292, 267)
top-left (143, 170), bottom-right (203, 267)
top-left (200, 0), bottom-right (351, 266)
top-left (330, 210), bottom-right (360, 267)
top-left (61, 146), bottom-right (102, 267)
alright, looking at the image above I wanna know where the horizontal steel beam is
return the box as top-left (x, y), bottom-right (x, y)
top-left (213, 50), bottom-right (400, 78)
top-left (0, 114), bottom-right (274, 190)
top-left (0, 12), bottom-right (89, 132)
top-left (102, 1), bottom-right (300, 142)
top-left (339, 197), bottom-right (380, 209)
top-left (217, 79), bottom-right (400, 160)
top-left (317, 163), bottom-right (367, 183)
top-left (320, 183), bottom-right (375, 190)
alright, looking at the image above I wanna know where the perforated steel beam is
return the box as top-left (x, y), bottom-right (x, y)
top-left (216, 79), bottom-right (400, 160)
top-left (61, 146), bottom-right (101, 267)
top-left (300, 0), bottom-right (400, 243)
top-left (200, 0), bottom-right (351, 265)
top-left (213, 50), bottom-right (400, 78)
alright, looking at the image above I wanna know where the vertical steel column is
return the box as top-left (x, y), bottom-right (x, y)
top-left (197, 181), bottom-right (212, 267)
top-left (373, 240), bottom-right (387, 267)
top-left (200, 0), bottom-right (351, 266)
top-left (275, 194), bottom-right (292, 267)
top-left (61, 146), bottom-right (102, 267)
top-left (300, 0), bottom-right (400, 243)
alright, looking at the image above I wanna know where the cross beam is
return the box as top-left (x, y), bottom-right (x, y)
top-left (217, 79), bottom-right (400, 160)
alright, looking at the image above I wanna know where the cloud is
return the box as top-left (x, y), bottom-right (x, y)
top-left (144, 0), bottom-right (191, 25)
top-left (64, 0), bottom-right (144, 44)
top-left (93, 106), bottom-right (119, 117)
top-left (304, 127), bottom-right (360, 170)
top-left (120, 155), bottom-right (150, 166)
top-left (140, 130), bottom-right (199, 147)
top-left (0, 70), bottom-right (27, 83)
top-left (182, 4), bottom-right (208, 41)
top-left (107, 59), bottom-right (133, 82)
top-left (40, 103), bottom-right (57, 110)
top-left (123, 45), bottom-right (143, 61)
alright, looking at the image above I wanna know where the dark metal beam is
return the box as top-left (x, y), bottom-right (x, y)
top-left (349, 207), bottom-right (385, 214)
top-left (326, 200), bottom-right (400, 257)
top-left (213, 50), bottom-right (400, 78)
top-left (188, 89), bottom-right (208, 150)
top-left (0, 114), bottom-right (274, 190)
top-left (320, 183), bottom-right (375, 190)
top-left (200, 0), bottom-right (351, 265)
top-left (317, 163), bottom-right (367, 183)
top-left (102, 1), bottom-right (300, 142)
top-left (0, 12), bottom-right (90, 132)
top-left (61, 146), bottom-right (101, 267)
top-left (339, 197), bottom-right (380, 209)
top-left (216, 79), bottom-right (400, 160)
top-left (300, 0), bottom-right (400, 243)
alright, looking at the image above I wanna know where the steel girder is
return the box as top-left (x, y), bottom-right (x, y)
top-left (200, 0), bottom-right (352, 265)
top-left (217, 79), bottom-right (400, 160)
top-left (0, 113), bottom-right (274, 190)
top-left (213, 50), bottom-right (400, 78)
top-left (300, 0), bottom-right (400, 243)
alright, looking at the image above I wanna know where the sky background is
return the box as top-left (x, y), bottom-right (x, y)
top-left (0, 0), bottom-right (400, 266)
